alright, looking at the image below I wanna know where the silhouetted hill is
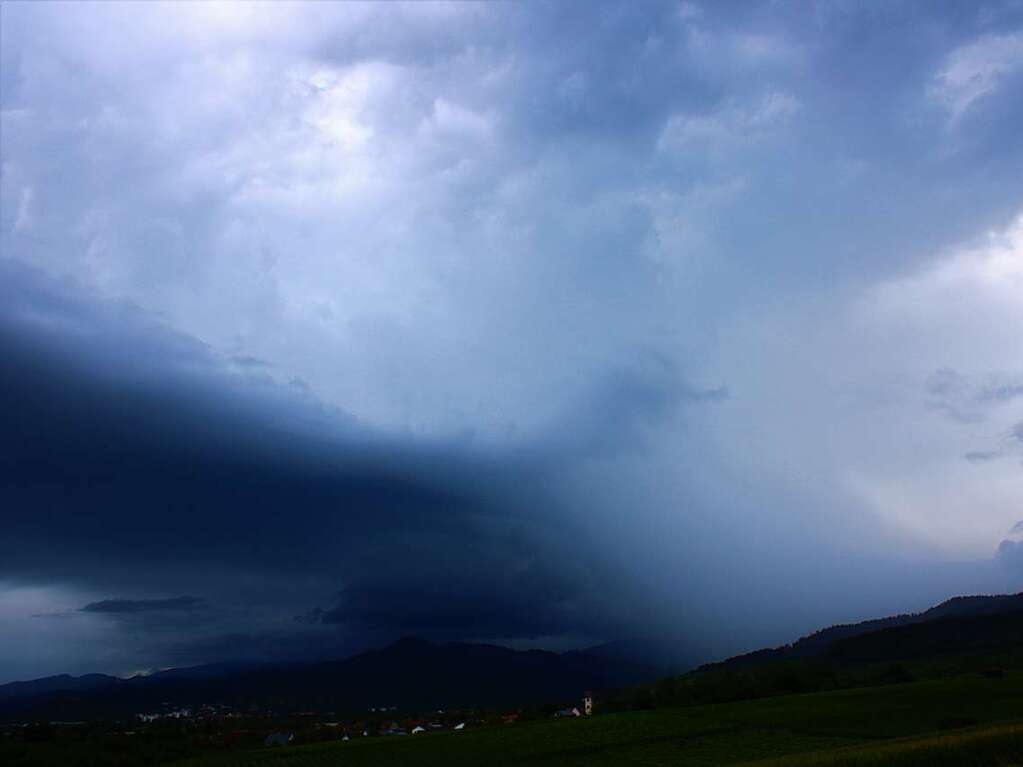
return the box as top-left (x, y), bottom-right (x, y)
top-left (0, 673), bottom-right (124, 704)
top-left (11, 593), bottom-right (1023, 723)
top-left (144, 660), bottom-right (278, 682)
top-left (0, 637), bottom-right (665, 722)
top-left (709, 592), bottom-right (1023, 670)
top-left (0, 662), bottom-right (280, 708)
top-left (829, 608), bottom-right (1023, 662)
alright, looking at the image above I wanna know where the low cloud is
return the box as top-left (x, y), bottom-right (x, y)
top-left (977, 382), bottom-right (1023, 404)
top-left (81, 596), bottom-right (207, 614)
top-left (923, 368), bottom-right (1023, 424)
top-left (0, 260), bottom-right (659, 671)
top-left (964, 450), bottom-right (1003, 463)
top-left (932, 32), bottom-right (1023, 118)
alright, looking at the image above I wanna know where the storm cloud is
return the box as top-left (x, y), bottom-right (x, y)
top-left (2, 1), bottom-right (1023, 682)
top-left (0, 259), bottom-right (676, 673)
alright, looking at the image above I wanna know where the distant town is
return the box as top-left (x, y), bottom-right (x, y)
top-left (1, 692), bottom-right (597, 759)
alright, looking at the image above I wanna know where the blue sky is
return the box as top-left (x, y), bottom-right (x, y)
top-left (2, 1), bottom-right (1023, 683)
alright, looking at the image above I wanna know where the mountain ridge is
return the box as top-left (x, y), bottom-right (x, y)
top-left (706, 592), bottom-right (1023, 670)
top-left (0, 636), bottom-right (680, 721)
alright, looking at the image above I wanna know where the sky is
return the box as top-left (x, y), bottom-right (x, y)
top-left (1, 0), bottom-right (1023, 684)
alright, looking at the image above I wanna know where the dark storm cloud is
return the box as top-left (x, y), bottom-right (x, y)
top-left (81, 596), bottom-right (206, 614)
top-left (295, 549), bottom-right (626, 641)
top-left (304, 585), bottom-right (582, 639)
top-left (0, 260), bottom-right (694, 666)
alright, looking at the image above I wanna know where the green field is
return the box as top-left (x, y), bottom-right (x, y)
top-left (159, 672), bottom-right (1023, 767)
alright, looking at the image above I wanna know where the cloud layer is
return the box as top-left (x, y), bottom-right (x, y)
top-left (2, 1), bottom-right (1023, 682)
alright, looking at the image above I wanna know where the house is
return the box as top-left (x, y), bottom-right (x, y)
top-left (381, 721), bottom-right (405, 736)
top-left (263, 732), bottom-right (294, 747)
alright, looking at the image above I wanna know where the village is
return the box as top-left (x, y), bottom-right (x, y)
top-left (140, 691), bottom-right (595, 748)
top-left (1, 691), bottom-right (597, 758)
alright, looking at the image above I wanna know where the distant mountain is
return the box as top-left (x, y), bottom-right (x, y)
top-left (917, 593), bottom-right (1023, 621)
top-left (709, 592), bottom-right (1023, 670)
top-left (0, 661), bottom-right (279, 708)
top-left (13, 593), bottom-right (1021, 722)
top-left (144, 660), bottom-right (279, 682)
top-left (568, 637), bottom-right (705, 675)
top-left (0, 637), bottom-right (668, 722)
top-left (0, 673), bottom-right (123, 704)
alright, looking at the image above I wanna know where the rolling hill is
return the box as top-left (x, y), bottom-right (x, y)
top-left (0, 637), bottom-right (675, 722)
top-left (706, 592), bottom-right (1023, 670)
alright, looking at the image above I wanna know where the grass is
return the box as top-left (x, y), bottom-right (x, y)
top-left (162, 670), bottom-right (1023, 767)
top-left (742, 723), bottom-right (1023, 766)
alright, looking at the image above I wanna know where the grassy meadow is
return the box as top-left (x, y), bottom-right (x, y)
top-left (156, 671), bottom-right (1023, 767)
